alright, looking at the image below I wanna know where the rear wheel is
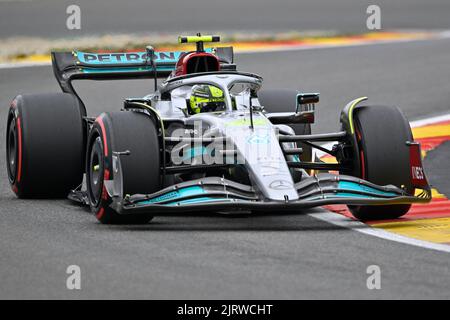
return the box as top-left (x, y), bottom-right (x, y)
top-left (86, 111), bottom-right (161, 224)
top-left (6, 93), bottom-right (84, 198)
top-left (258, 89), bottom-right (312, 162)
top-left (348, 105), bottom-right (413, 221)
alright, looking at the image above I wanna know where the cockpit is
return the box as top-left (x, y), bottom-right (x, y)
top-left (160, 72), bottom-right (263, 117)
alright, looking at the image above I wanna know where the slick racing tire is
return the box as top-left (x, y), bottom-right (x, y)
top-left (348, 105), bottom-right (414, 221)
top-left (86, 111), bottom-right (160, 224)
top-left (258, 89), bottom-right (312, 162)
top-left (6, 93), bottom-right (84, 198)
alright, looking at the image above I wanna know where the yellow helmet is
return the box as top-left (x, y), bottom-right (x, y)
top-left (189, 85), bottom-right (225, 114)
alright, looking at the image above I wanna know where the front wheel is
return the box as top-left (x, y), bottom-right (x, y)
top-left (347, 105), bottom-right (413, 221)
top-left (86, 111), bottom-right (161, 224)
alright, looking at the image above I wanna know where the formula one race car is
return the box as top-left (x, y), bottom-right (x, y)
top-left (6, 35), bottom-right (431, 224)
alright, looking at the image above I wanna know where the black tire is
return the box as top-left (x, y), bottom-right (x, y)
top-left (348, 105), bottom-right (413, 221)
top-left (258, 89), bottom-right (312, 162)
top-left (86, 111), bottom-right (161, 224)
top-left (6, 93), bottom-right (84, 198)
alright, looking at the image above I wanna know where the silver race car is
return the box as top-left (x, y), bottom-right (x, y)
top-left (6, 35), bottom-right (431, 224)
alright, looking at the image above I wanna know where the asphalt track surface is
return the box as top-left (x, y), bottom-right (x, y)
top-left (1, 0), bottom-right (450, 38)
top-left (1, 39), bottom-right (450, 299)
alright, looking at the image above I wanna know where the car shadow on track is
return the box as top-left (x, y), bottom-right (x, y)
top-left (91, 209), bottom-right (351, 232)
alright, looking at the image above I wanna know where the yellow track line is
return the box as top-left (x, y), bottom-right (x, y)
top-left (374, 218), bottom-right (450, 244)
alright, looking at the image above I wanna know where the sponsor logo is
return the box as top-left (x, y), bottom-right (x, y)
top-left (269, 180), bottom-right (293, 190)
top-left (66, 265), bottom-right (81, 290)
top-left (246, 133), bottom-right (270, 144)
top-left (77, 48), bottom-right (213, 65)
top-left (184, 128), bottom-right (198, 135)
top-left (409, 142), bottom-right (428, 188)
top-left (366, 5), bottom-right (381, 30)
top-left (66, 5), bottom-right (81, 30)
top-left (412, 166), bottom-right (424, 180)
top-left (366, 265), bottom-right (381, 290)
top-left (80, 52), bottom-right (183, 64)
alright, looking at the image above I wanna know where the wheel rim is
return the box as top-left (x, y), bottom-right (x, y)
top-left (88, 136), bottom-right (104, 207)
top-left (6, 118), bottom-right (18, 183)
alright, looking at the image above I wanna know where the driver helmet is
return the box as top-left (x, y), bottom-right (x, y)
top-left (189, 85), bottom-right (226, 114)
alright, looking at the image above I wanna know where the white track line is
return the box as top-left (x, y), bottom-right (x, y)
top-left (410, 113), bottom-right (450, 127)
top-left (311, 112), bottom-right (450, 253)
top-left (0, 61), bottom-right (50, 69)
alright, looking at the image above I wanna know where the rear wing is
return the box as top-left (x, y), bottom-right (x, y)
top-left (51, 47), bottom-right (235, 93)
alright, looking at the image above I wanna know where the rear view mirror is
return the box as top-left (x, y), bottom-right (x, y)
top-left (297, 93), bottom-right (319, 105)
top-left (265, 111), bottom-right (314, 124)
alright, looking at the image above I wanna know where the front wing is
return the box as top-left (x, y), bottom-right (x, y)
top-left (107, 174), bottom-right (431, 215)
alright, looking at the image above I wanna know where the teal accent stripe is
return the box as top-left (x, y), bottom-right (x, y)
top-left (307, 181), bottom-right (399, 201)
top-left (338, 181), bottom-right (397, 197)
top-left (329, 193), bottom-right (378, 199)
top-left (81, 66), bottom-right (174, 74)
top-left (137, 186), bottom-right (205, 205)
top-left (165, 197), bottom-right (238, 206)
top-left (308, 193), bottom-right (384, 201)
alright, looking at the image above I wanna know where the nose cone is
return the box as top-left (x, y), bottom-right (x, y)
top-left (224, 118), bottom-right (299, 201)
top-left (263, 177), bottom-right (298, 201)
